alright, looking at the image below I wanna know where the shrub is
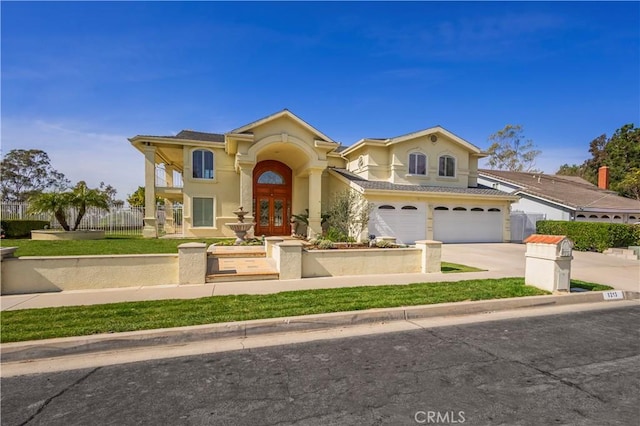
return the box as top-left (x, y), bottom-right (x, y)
top-left (325, 227), bottom-right (355, 243)
top-left (1, 220), bottom-right (50, 238)
top-left (317, 239), bottom-right (335, 250)
top-left (375, 240), bottom-right (395, 248)
top-left (536, 220), bottom-right (639, 252)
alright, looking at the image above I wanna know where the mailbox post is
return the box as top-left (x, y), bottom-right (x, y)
top-left (524, 235), bottom-right (573, 292)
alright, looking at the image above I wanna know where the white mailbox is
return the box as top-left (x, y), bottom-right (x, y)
top-left (524, 234), bottom-right (573, 292)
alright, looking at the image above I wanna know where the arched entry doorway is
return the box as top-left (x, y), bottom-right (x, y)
top-left (253, 160), bottom-right (292, 236)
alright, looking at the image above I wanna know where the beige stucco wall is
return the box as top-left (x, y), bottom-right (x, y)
top-left (344, 134), bottom-right (473, 189)
top-left (301, 248), bottom-right (422, 278)
top-left (1, 254), bottom-right (179, 294)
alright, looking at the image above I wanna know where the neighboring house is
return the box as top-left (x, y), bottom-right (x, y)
top-left (478, 168), bottom-right (640, 225)
top-left (129, 109), bottom-right (517, 244)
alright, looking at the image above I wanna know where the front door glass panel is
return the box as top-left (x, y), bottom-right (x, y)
top-left (259, 199), bottom-right (269, 227)
top-left (274, 199), bottom-right (284, 227)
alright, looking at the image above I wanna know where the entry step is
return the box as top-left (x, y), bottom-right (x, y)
top-left (207, 245), bottom-right (266, 258)
top-left (206, 256), bottom-right (279, 283)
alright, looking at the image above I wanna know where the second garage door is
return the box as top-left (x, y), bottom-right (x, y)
top-left (433, 206), bottom-right (503, 243)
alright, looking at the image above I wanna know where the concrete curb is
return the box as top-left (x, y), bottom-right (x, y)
top-left (2, 291), bottom-right (638, 363)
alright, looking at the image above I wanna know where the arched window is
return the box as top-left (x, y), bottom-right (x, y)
top-left (601, 215), bottom-right (610, 219)
top-left (257, 171), bottom-right (284, 185)
top-left (434, 206), bottom-right (449, 210)
top-left (192, 150), bottom-right (214, 179)
top-left (488, 208), bottom-right (501, 212)
top-left (589, 215), bottom-right (598, 218)
top-left (401, 205), bottom-right (418, 210)
top-left (408, 152), bottom-right (427, 175)
top-left (471, 207), bottom-right (484, 212)
top-left (453, 207), bottom-right (467, 211)
top-left (630, 216), bottom-right (637, 220)
top-left (577, 214), bottom-right (586, 218)
top-left (379, 205), bottom-right (395, 210)
top-left (613, 215), bottom-right (621, 219)
top-left (438, 155), bottom-right (455, 177)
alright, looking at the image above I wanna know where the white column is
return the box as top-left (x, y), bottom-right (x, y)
top-left (143, 144), bottom-right (158, 238)
top-left (164, 165), bottom-right (175, 234)
top-left (239, 163), bottom-right (255, 221)
top-left (307, 169), bottom-right (323, 238)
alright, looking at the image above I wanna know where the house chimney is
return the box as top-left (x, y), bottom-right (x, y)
top-left (598, 166), bottom-right (610, 190)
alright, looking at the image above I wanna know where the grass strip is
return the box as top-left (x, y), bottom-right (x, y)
top-left (0, 278), bottom-right (556, 343)
top-left (0, 237), bottom-right (234, 256)
top-left (440, 262), bottom-right (484, 273)
top-left (569, 280), bottom-right (615, 292)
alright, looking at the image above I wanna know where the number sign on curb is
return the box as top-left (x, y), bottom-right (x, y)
top-left (603, 290), bottom-right (624, 301)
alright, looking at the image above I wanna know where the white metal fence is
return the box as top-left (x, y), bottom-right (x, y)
top-left (1, 203), bottom-right (183, 236)
top-left (510, 211), bottom-right (546, 243)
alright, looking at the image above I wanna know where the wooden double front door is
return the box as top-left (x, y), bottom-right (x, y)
top-left (253, 160), bottom-right (292, 236)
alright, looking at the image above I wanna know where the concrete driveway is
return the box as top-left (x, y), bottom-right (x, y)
top-left (442, 243), bottom-right (640, 292)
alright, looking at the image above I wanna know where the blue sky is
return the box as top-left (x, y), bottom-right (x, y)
top-left (2, 1), bottom-right (639, 201)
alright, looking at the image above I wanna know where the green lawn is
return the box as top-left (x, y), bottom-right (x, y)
top-left (0, 278), bottom-right (558, 343)
top-left (0, 236), bottom-right (234, 256)
top-left (441, 262), bottom-right (484, 273)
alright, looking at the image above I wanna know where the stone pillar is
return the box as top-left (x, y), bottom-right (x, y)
top-left (524, 235), bottom-right (573, 292)
top-left (276, 240), bottom-right (304, 280)
top-left (307, 169), bottom-right (323, 238)
top-left (265, 236), bottom-right (285, 258)
top-left (415, 240), bottom-right (442, 273)
top-left (143, 145), bottom-right (158, 238)
top-left (164, 165), bottom-right (175, 234)
top-left (178, 242), bottom-right (207, 285)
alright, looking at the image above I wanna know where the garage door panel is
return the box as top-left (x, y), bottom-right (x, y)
top-left (433, 208), bottom-right (503, 243)
top-left (369, 203), bottom-right (426, 245)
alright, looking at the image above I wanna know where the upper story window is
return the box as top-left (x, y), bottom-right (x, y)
top-left (438, 155), bottom-right (455, 177)
top-left (408, 152), bottom-right (427, 175)
top-left (192, 149), bottom-right (214, 179)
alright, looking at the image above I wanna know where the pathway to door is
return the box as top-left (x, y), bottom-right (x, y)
top-left (253, 160), bottom-right (292, 236)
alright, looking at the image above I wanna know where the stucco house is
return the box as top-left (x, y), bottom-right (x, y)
top-left (478, 168), bottom-right (640, 224)
top-left (129, 109), bottom-right (517, 244)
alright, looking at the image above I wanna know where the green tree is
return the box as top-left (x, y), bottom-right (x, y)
top-left (486, 125), bottom-right (541, 172)
top-left (618, 168), bottom-right (640, 201)
top-left (562, 124), bottom-right (640, 197)
top-left (325, 190), bottom-right (372, 241)
top-left (126, 186), bottom-right (163, 207)
top-left (556, 163), bottom-right (586, 177)
top-left (0, 149), bottom-right (69, 202)
top-left (28, 181), bottom-right (110, 231)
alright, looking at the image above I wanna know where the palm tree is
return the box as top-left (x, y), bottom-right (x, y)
top-left (28, 181), bottom-right (110, 231)
top-left (69, 181), bottom-right (109, 230)
top-left (28, 191), bottom-right (73, 231)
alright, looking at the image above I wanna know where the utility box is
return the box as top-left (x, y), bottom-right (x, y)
top-left (524, 235), bottom-right (573, 292)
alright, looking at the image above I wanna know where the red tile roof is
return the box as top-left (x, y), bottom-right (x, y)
top-left (524, 234), bottom-right (567, 244)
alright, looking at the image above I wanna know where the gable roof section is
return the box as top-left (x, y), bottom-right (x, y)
top-left (228, 109), bottom-right (337, 144)
top-left (479, 169), bottom-right (640, 212)
top-left (131, 130), bottom-right (225, 143)
top-left (340, 126), bottom-right (484, 157)
top-left (331, 168), bottom-right (515, 198)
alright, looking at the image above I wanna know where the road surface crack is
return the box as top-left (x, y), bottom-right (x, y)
top-left (19, 367), bottom-right (101, 426)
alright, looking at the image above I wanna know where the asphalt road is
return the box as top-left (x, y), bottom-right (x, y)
top-left (2, 306), bottom-right (639, 426)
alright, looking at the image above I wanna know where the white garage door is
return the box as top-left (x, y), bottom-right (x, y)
top-left (369, 203), bottom-right (426, 245)
top-left (433, 206), bottom-right (503, 243)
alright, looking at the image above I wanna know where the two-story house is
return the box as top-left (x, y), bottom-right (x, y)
top-left (129, 109), bottom-right (517, 243)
